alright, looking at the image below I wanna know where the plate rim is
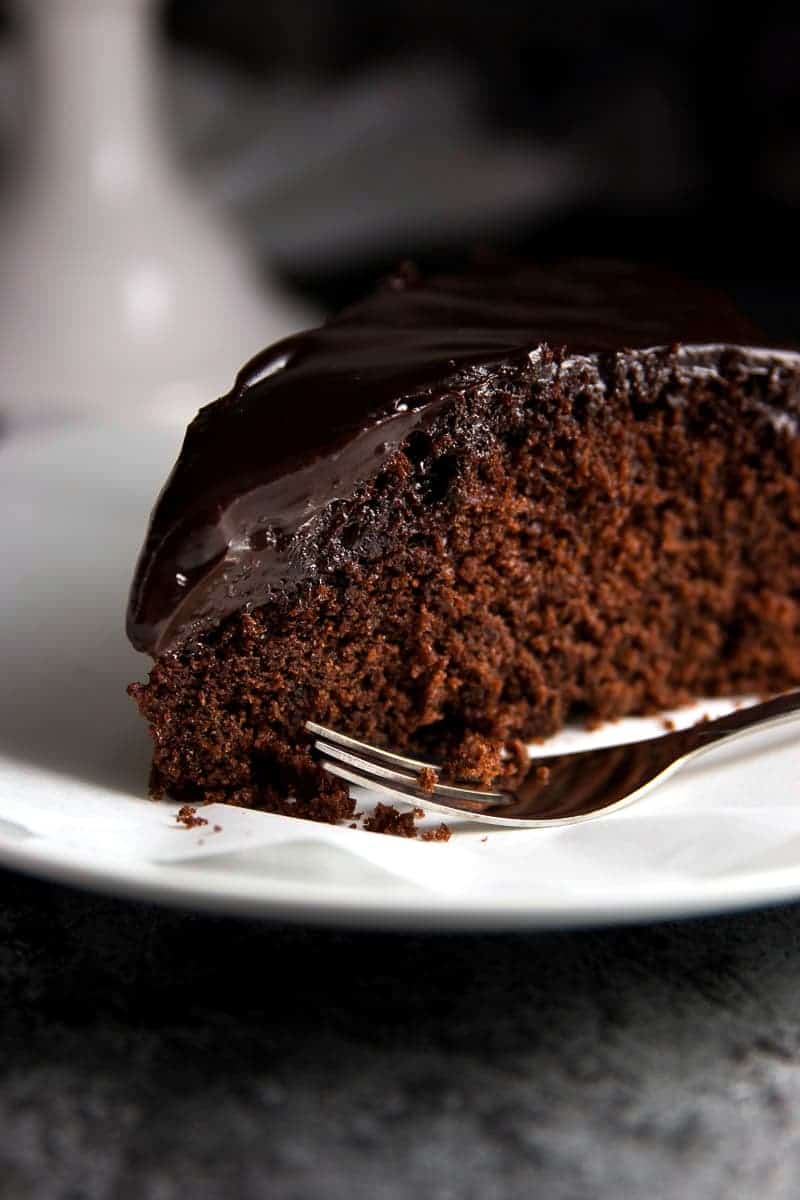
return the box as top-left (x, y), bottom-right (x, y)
top-left (1, 823), bottom-right (799, 930)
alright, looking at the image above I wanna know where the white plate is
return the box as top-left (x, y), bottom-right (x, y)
top-left (1, 422), bottom-right (799, 930)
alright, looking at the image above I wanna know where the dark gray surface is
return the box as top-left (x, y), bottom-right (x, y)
top-left (1, 869), bottom-right (798, 1200)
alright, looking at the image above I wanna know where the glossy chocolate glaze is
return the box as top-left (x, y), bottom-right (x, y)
top-left (126, 260), bottom-right (789, 656)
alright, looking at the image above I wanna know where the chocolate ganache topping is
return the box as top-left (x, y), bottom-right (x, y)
top-left (127, 260), bottom-right (779, 656)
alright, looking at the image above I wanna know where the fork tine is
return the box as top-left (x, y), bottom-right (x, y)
top-left (321, 759), bottom-right (428, 804)
top-left (306, 720), bottom-right (442, 774)
top-left (307, 720), bottom-right (509, 801)
top-left (319, 743), bottom-right (418, 786)
top-left (315, 738), bottom-right (510, 804)
top-left (320, 759), bottom-right (502, 818)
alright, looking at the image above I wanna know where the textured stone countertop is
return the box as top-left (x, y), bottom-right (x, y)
top-left (1, 869), bottom-right (799, 1199)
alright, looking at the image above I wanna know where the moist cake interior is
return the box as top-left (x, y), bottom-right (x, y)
top-left (127, 264), bottom-right (800, 823)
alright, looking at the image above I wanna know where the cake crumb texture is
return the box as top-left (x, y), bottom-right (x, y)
top-left (416, 766), bottom-right (439, 793)
top-left (175, 804), bottom-right (207, 829)
top-left (363, 803), bottom-right (419, 838)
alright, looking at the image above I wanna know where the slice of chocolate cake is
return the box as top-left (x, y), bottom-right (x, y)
top-left (127, 261), bottom-right (800, 822)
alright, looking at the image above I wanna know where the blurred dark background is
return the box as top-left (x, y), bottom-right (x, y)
top-left (159, 0), bottom-right (800, 339)
top-left (1, 0), bottom-right (798, 338)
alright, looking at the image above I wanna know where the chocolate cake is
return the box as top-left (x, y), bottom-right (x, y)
top-left (127, 261), bottom-right (800, 823)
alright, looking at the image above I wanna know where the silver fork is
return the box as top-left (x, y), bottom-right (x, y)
top-left (307, 691), bottom-right (800, 828)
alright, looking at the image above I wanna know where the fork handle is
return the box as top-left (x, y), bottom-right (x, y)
top-left (680, 690), bottom-right (800, 752)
